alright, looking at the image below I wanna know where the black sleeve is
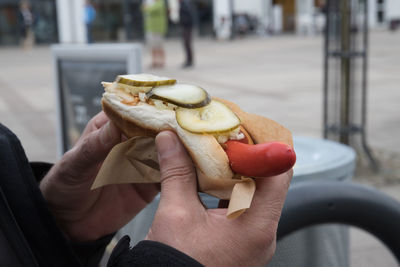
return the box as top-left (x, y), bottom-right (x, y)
top-left (30, 161), bottom-right (115, 267)
top-left (0, 124), bottom-right (81, 266)
top-left (3, 124), bottom-right (201, 267)
top-left (70, 233), bottom-right (115, 267)
top-left (107, 235), bottom-right (204, 267)
top-left (30, 162), bottom-right (53, 182)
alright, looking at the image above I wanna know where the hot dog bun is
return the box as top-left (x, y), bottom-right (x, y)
top-left (215, 97), bottom-right (293, 147)
top-left (101, 81), bottom-right (293, 199)
top-left (102, 92), bottom-right (234, 182)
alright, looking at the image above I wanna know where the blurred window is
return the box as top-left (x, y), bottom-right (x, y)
top-left (31, 0), bottom-right (58, 44)
top-left (0, 4), bottom-right (19, 45)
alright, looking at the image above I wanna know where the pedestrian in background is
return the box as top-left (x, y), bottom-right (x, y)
top-left (19, 0), bottom-right (34, 49)
top-left (179, 0), bottom-right (194, 68)
top-left (142, 0), bottom-right (168, 68)
top-left (85, 0), bottom-right (96, 43)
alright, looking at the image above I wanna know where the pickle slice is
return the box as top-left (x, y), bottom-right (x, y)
top-left (176, 100), bottom-right (241, 134)
top-left (116, 73), bottom-right (176, 87)
top-left (147, 84), bottom-right (211, 108)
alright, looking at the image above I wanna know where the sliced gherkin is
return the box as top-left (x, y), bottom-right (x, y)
top-left (176, 100), bottom-right (241, 134)
top-left (116, 73), bottom-right (176, 87)
top-left (147, 84), bottom-right (211, 108)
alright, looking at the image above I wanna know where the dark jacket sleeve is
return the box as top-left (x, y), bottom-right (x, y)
top-left (0, 123), bottom-right (112, 267)
top-left (107, 235), bottom-right (204, 267)
top-left (30, 163), bottom-right (115, 267)
top-left (2, 123), bottom-right (202, 267)
top-left (0, 124), bottom-right (82, 266)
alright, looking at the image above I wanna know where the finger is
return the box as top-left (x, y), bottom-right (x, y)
top-left (69, 120), bottom-right (121, 172)
top-left (156, 131), bottom-right (201, 209)
top-left (244, 169), bottom-right (293, 223)
top-left (81, 111), bottom-right (110, 138)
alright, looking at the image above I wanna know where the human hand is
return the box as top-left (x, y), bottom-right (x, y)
top-left (40, 112), bottom-right (158, 242)
top-left (146, 131), bottom-right (293, 267)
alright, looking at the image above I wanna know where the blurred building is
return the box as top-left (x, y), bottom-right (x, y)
top-left (1, 0), bottom-right (399, 46)
top-left (368, 0), bottom-right (400, 29)
top-left (0, 0), bottom-right (58, 45)
top-left (53, 0), bottom-right (213, 43)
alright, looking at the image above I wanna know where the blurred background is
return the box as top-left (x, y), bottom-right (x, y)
top-left (0, 0), bottom-right (399, 266)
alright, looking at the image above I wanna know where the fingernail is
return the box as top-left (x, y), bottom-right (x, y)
top-left (100, 122), bottom-right (119, 146)
top-left (156, 132), bottom-right (178, 158)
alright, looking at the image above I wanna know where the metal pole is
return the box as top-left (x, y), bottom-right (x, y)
top-left (360, 0), bottom-right (380, 171)
top-left (229, 0), bottom-right (235, 40)
top-left (323, 0), bottom-right (331, 139)
top-left (339, 0), bottom-right (351, 144)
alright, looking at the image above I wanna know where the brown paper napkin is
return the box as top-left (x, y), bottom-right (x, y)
top-left (91, 137), bottom-right (160, 188)
top-left (92, 136), bottom-right (255, 218)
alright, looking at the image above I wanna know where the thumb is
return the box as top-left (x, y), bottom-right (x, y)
top-left (156, 131), bottom-right (200, 208)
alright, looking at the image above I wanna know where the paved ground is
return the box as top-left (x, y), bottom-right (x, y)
top-left (1, 30), bottom-right (399, 266)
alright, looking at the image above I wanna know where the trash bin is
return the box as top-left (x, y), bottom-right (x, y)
top-left (267, 136), bottom-right (356, 267)
top-left (117, 136), bottom-right (356, 267)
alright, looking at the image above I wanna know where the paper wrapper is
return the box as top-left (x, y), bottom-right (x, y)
top-left (92, 98), bottom-right (293, 219)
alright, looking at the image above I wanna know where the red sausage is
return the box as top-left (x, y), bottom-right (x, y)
top-left (225, 141), bottom-right (296, 178)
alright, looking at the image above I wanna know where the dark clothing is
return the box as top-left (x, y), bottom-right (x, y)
top-left (0, 123), bottom-right (203, 266)
top-left (0, 123), bottom-right (110, 266)
top-left (179, 0), bottom-right (194, 28)
top-left (108, 236), bottom-right (203, 266)
top-left (182, 27), bottom-right (193, 65)
top-left (179, 0), bottom-right (194, 66)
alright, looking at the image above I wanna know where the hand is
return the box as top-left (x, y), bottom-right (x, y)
top-left (40, 112), bottom-right (158, 242)
top-left (146, 131), bottom-right (293, 267)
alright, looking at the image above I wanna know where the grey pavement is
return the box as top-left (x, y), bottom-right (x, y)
top-left (1, 30), bottom-right (400, 266)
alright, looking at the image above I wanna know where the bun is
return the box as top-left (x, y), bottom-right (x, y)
top-left (215, 97), bottom-right (293, 147)
top-left (102, 93), bottom-right (234, 182)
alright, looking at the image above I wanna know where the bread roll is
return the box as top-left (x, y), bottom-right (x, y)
top-left (102, 92), bottom-right (234, 182)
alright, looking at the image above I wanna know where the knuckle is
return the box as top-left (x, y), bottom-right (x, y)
top-left (267, 200), bottom-right (284, 222)
top-left (58, 149), bottom-right (72, 168)
top-left (250, 222), bottom-right (278, 253)
top-left (161, 164), bottom-right (194, 183)
top-left (88, 113), bottom-right (104, 129)
top-left (57, 149), bottom-right (79, 177)
top-left (245, 210), bottom-right (280, 248)
top-left (284, 170), bottom-right (293, 189)
top-left (48, 149), bottom-right (82, 185)
top-left (171, 206), bottom-right (190, 222)
top-left (262, 228), bottom-right (277, 248)
top-left (92, 115), bottom-right (104, 129)
top-left (78, 136), bottom-right (95, 163)
top-left (159, 205), bottom-right (191, 225)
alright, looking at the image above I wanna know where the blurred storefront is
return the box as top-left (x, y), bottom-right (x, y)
top-left (2, 0), bottom-right (398, 46)
top-left (0, 0), bottom-right (213, 45)
top-left (0, 0), bottom-right (58, 46)
top-left (214, 0), bottom-right (326, 38)
top-left (273, 0), bottom-right (296, 32)
top-left (0, 0), bottom-right (20, 45)
top-left (90, 0), bottom-right (213, 42)
top-left (368, 0), bottom-right (400, 29)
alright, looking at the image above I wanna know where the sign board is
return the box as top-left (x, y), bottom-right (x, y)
top-left (52, 43), bottom-right (142, 155)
